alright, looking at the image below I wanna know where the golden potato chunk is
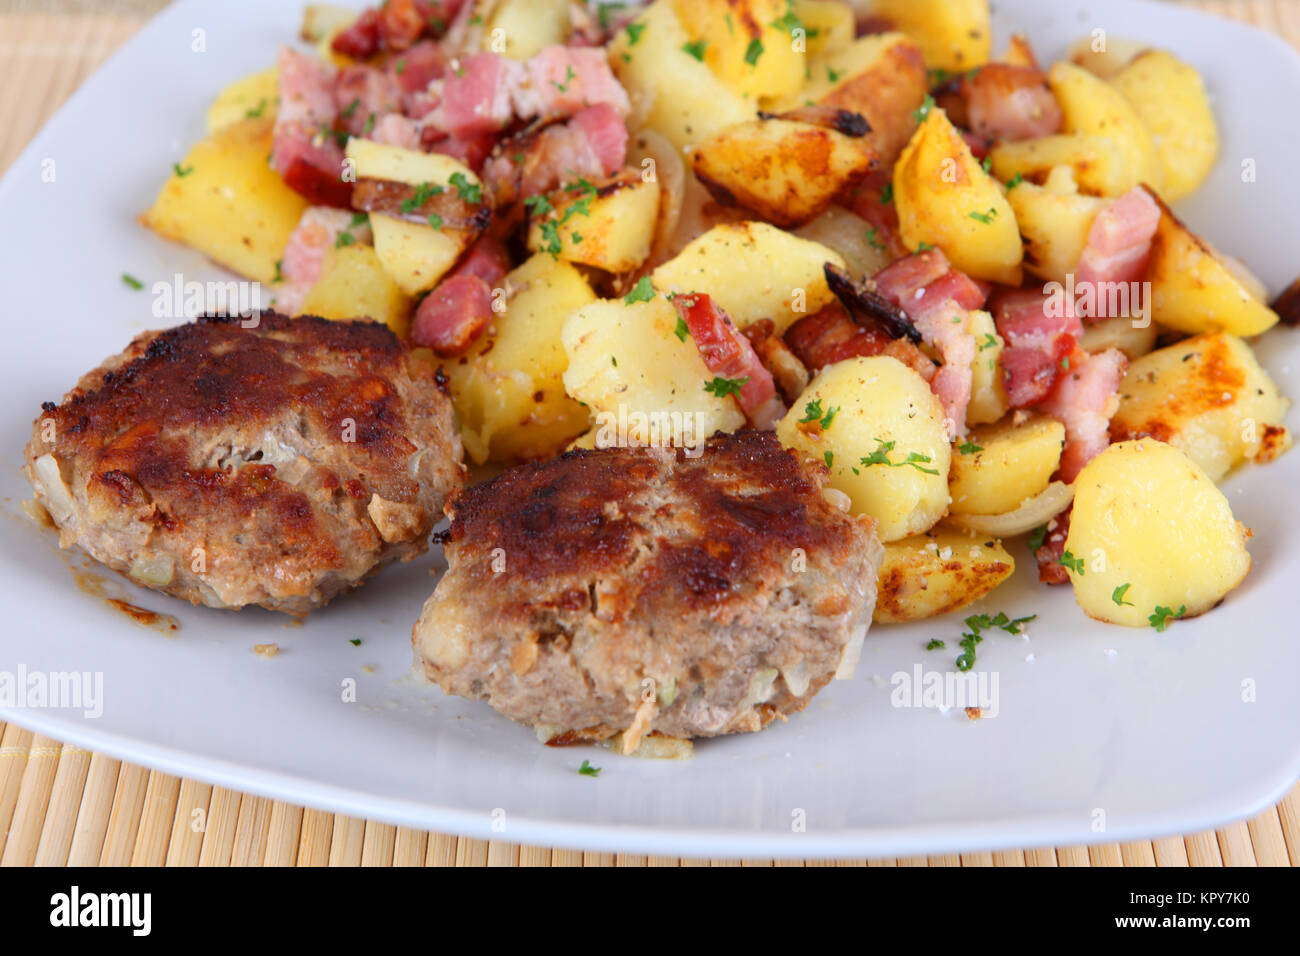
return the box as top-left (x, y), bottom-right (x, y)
top-left (874, 527), bottom-right (1014, 624)
top-left (1110, 333), bottom-right (1291, 481)
top-left (205, 66), bottom-right (278, 133)
top-left (1064, 440), bottom-right (1251, 627)
top-left (670, 0), bottom-right (804, 101)
top-left (1048, 62), bottom-right (1162, 195)
top-left (298, 244), bottom-right (412, 337)
top-left (526, 172), bottom-right (660, 273)
top-left (862, 0), bottom-right (991, 72)
top-left (1004, 173), bottom-right (1107, 284)
top-left (949, 416), bottom-right (1065, 516)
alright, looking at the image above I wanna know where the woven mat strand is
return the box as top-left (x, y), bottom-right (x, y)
top-left (0, 0), bottom-right (1297, 866)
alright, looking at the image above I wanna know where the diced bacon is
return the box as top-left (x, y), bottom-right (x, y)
top-left (377, 0), bottom-right (428, 52)
top-left (510, 46), bottom-right (631, 120)
top-left (840, 170), bottom-right (907, 257)
top-left (567, 102), bottom-right (628, 173)
top-left (1034, 507), bottom-right (1072, 584)
top-left (992, 287), bottom-right (1083, 408)
top-left (453, 236), bottom-right (511, 286)
top-left (332, 9), bottom-right (383, 60)
top-left (273, 48), bottom-right (350, 207)
top-left (369, 112), bottom-right (421, 148)
top-left (482, 104), bottom-right (627, 208)
top-left (427, 130), bottom-right (497, 171)
top-left (392, 40), bottom-right (447, 110)
top-left (437, 52), bottom-right (518, 138)
top-left (964, 63), bottom-right (1063, 143)
top-left (411, 274), bottom-right (495, 355)
top-left (960, 129), bottom-right (990, 159)
top-left (333, 65), bottom-right (402, 136)
top-left (1039, 348), bottom-right (1128, 482)
top-left (911, 300), bottom-right (977, 438)
top-left (673, 293), bottom-right (781, 426)
top-left (1074, 187), bottom-right (1161, 320)
top-left (872, 248), bottom-right (952, 306)
top-left (276, 207), bottom-right (371, 315)
top-left (785, 307), bottom-right (936, 382)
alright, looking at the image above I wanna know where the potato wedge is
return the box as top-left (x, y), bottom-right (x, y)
top-left (1066, 34), bottom-right (1148, 79)
top-left (874, 527), bottom-right (1014, 623)
top-left (345, 138), bottom-right (483, 190)
top-left (526, 171), bottom-right (660, 272)
top-left (486, 0), bottom-right (571, 59)
top-left (989, 133), bottom-right (1134, 199)
top-left (1144, 188), bottom-right (1281, 337)
top-left (142, 118), bottom-right (308, 284)
top-left (369, 215), bottom-right (466, 297)
top-left (893, 107), bottom-right (1022, 285)
top-left (1048, 62), bottom-right (1162, 195)
top-left (1004, 173), bottom-right (1107, 284)
top-left (795, 0), bottom-right (855, 57)
top-left (776, 355), bottom-right (951, 542)
top-left (562, 296), bottom-right (746, 448)
top-left (1078, 316), bottom-right (1157, 361)
top-left (670, 0), bottom-right (804, 101)
top-left (691, 117), bottom-right (875, 228)
top-left (205, 66), bottom-right (278, 133)
top-left (863, 0), bottom-right (991, 72)
top-left (949, 416), bottom-right (1065, 516)
top-left (775, 32), bottom-right (927, 167)
top-left (966, 309), bottom-right (1009, 426)
top-left (651, 221), bottom-right (844, 333)
top-left (1111, 50), bottom-right (1218, 202)
top-left (1065, 439), bottom-right (1251, 627)
top-left (1110, 333), bottom-right (1291, 481)
top-left (609, 2), bottom-right (754, 152)
top-left (297, 244), bottom-right (412, 337)
top-left (446, 254), bottom-right (596, 463)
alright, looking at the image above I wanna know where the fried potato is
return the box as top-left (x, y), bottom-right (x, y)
top-left (1048, 62), bottom-right (1163, 195)
top-left (893, 107), bottom-right (1023, 285)
top-left (1111, 50), bottom-right (1218, 202)
top-left (446, 254), bottom-right (596, 463)
top-left (795, 0), bottom-right (855, 57)
top-left (966, 309), bottom-right (1009, 425)
top-left (988, 133), bottom-right (1134, 199)
top-left (205, 66), bottom-right (278, 133)
top-left (485, 0), bottom-right (571, 59)
top-left (1143, 188), bottom-right (1281, 337)
top-left (561, 296), bottom-right (746, 448)
top-left (776, 356), bottom-right (952, 542)
top-left (1004, 170), bottom-right (1108, 284)
top-left (862, 0), bottom-right (991, 72)
top-left (775, 32), bottom-right (927, 167)
top-left (949, 416), bottom-right (1065, 516)
top-left (142, 118), bottom-right (308, 284)
top-left (1065, 439), bottom-right (1251, 627)
top-left (609, 1), bottom-right (753, 152)
top-left (1110, 333), bottom-right (1291, 481)
top-left (874, 527), bottom-right (1014, 623)
top-left (297, 244), bottom-right (412, 337)
top-left (651, 221), bottom-right (844, 333)
top-left (526, 171), bottom-right (660, 272)
top-left (690, 117), bottom-right (875, 227)
top-left (1078, 316), bottom-right (1158, 361)
top-left (670, 0), bottom-right (804, 101)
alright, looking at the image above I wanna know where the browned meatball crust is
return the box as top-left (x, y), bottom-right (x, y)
top-left (413, 430), bottom-right (883, 750)
top-left (25, 313), bottom-right (463, 615)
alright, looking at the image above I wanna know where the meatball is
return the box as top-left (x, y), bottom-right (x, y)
top-left (413, 430), bottom-right (883, 751)
top-left (24, 314), bottom-right (463, 615)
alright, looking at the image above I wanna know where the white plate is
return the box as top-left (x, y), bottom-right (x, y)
top-left (1, 0), bottom-right (1297, 859)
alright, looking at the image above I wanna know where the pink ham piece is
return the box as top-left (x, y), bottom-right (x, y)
top-left (392, 40), bottom-right (447, 110)
top-left (410, 238), bottom-right (511, 356)
top-left (672, 292), bottom-right (783, 427)
top-left (1074, 187), bottom-right (1162, 321)
top-left (272, 47), bottom-right (350, 208)
top-left (992, 287), bottom-right (1082, 409)
top-left (369, 112), bottom-right (421, 149)
top-left (964, 64), bottom-right (1063, 143)
top-left (481, 102), bottom-right (627, 206)
top-left (437, 52), bottom-right (518, 138)
top-left (333, 65), bottom-right (402, 136)
top-left (275, 207), bottom-right (372, 315)
top-left (510, 46), bottom-right (631, 120)
top-left (1038, 347), bottom-right (1129, 482)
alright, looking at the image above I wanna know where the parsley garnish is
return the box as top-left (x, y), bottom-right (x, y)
top-left (955, 612), bottom-right (1036, 671)
top-left (880, 182), bottom-right (894, 205)
top-left (744, 38), bottom-right (764, 67)
top-left (335, 231), bottom-right (355, 248)
top-left (704, 375), bottom-right (749, 398)
top-left (363, 112), bottom-right (376, 135)
top-left (981, 155), bottom-right (992, 173)
top-left (623, 275), bottom-right (656, 304)
top-left (1149, 605), bottom-right (1186, 632)
top-left (272, 259), bottom-right (283, 283)
top-left (1027, 524), bottom-right (1048, 552)
top-left (578, 760), bottom-right (601, 777)
top-left (682, 40), bottom-right (707, 61)
top-left (394, 58), bottom-right (406, 75)
top-left (551, 64), bottom-right (577, 93)
top-left (1058, 550), bottom-right (1085, 575)
top-left (340, 97), bottom-right (360, 119)
top-left (799, 399), bottom-right (838, 430)
top-left (401, 181), bottom-right (444, 213)
top-left (865, 228), bottom-right (883, 250)
top-left (245, 98), bottom-right (269, 119)
top-left (957, 441), bottom-right (982, 455)
top-left (912, 93), bottom-right (935, 124)
top-left (968, 207), bottom-right (997, 224)
top-left (926, 639), bottom-right (945, 651)
top-left (626, 22), bottom-right (645, 45)
top-left (449, 171), bottom-right (482, 203)
top-left (1112, 583), bottom-right (1134, 607)
top-left (350, 638), bottom-right (362, 647)
top-left (824, 451), bottom-right (834, 468)
top-left (1005, 172), bottom-right (1024, 190)
top-left (428, 212), bottom-right (443, 230)
top-left (979, 332), bottom-right (998, 350)
top-left (674, 316), bottom-right (690, 342)
top-left (827, 65), bottom-right (842, 83)
top-left (173, 162), bottom-right (194, 177)
top-left (859, 439), bottom-right (939, 475)
top-left (121, 273), bottom-right (143, 290)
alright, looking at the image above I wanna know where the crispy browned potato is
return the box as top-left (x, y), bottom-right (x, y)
top-left (874, 527), bottom-right (1015, 623)
top-left (691, 115), bottom-right (876, 228)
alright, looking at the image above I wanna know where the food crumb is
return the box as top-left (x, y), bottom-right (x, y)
top-left (253, 643), bottom-right (279, 658)
top-left (965, 706), bottom-right (982, 720)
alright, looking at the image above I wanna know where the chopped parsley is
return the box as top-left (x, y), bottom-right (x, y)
top-left (1005, 172), bottom-right (1024, 190)
top-left (1149, 605), bottom-right (1186, 632)
top-left (272, 259), bottom-right (283, 283)
top-left (823, 451), bottom-right (834, 468)
top-left (449, 171), bottom-right (482, 204)
top-left (955, 612), bottom-right (1036, 671)
top-left (979, 332), bottom-right (999, 350)
top-left (799, 399), bottom-right (838, 430)
top-left (880, 182), bottom-right (894, 205)
top-left (1112, 583), bottom-right (1135, 607)
top-left (537, 218), bottom-right (563, 256)
top-left (916, 241), bottom-right (934, 252)
top-left (120, 273), bottom-right (144, 290)
top-left (578, 759), bottom-right (601, 777)
top-left (682, 40), bottom-right (708, 61)
top-left (334, 231), bottom-right (355, 248)
top-left (865, 228), bottom-right (884, 250)
top-left (957, 441), bottom-right (982, 455)
top-left (859, 439), bottom-right (940, 475)
top-left (926, 639), bottom-right (946, 651)
top-left (551, 64), bottom-right (577, 93)
top-left (245, 98), bottom-right (269, 119)
top-left (704, 375), bottom-right (749, 398)
top-left (981, 155), bottom-right (992, 173)
top-left (363, 112), bottom-right (376, 135)
top-left (427, 212), bottom-right (443, 231)
top-left (968, 207), bottom-right (998, 224)
top-left (674, 316), bottom-right (690, 342)
top-left (1027, 524), bottom-right (1048, 552)
top-left (401, 181), bottom-right (444, 213)
top-left (912, 93), bottom-right (935, 124)
top-left (340, 98), bottom-right (360, 120)
top-left (394, 58), bottom-right (406, 75)
top-left (625, 21), bottom-right (645, 45)
top-left (623, 275), bottom-right (656, 304)
top-left (172, 162), bottom-right (194, 178)
top-left (827, 65), bottom-right (842, 83)
top-left (1058, 550), bottom-right (1085, 575)
top-left (744, 38), bottom-right (764, 67)
top-left (349, 638), bottom-right (362, 647)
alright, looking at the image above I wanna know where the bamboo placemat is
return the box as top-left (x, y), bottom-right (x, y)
top-left (1, 0), bottom-right (1297, 867)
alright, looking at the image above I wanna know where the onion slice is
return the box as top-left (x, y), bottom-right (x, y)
top-left (948, 481), bottom-right (1075, 537)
